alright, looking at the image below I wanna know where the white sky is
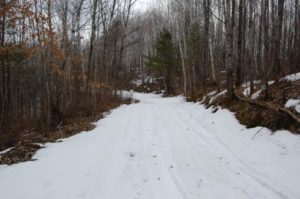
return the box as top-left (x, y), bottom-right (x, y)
top-left (133, 0), bottom-right (155, 13)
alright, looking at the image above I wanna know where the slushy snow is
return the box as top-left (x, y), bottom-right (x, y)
top-left (0, 93), bottom-right (300, 199)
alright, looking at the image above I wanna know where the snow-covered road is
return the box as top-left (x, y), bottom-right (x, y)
top-left (1, 93), bottom-right (300, 199)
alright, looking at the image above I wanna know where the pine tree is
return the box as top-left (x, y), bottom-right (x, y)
top-left (147, 29), bottom-right (176, 94)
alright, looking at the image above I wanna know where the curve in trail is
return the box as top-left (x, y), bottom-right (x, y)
top-left (0, 93), bottom-right (299, 199)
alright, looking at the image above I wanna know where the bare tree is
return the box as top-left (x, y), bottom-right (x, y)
top-left (236, 0), bottom-right (244, 87)
top-left (225, 0), bottom-right (235, 99)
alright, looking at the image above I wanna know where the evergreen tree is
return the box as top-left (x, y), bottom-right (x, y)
top-left (147, 29), bottom-right (176, 94)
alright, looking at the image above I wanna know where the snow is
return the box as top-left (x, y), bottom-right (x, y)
top-left (242, 72), bottom-right (300, 99)
top-left (285, 99), bottom-right (300, 113)
top-left (0, 93), bottom-right (300, 199)
top-left (242, 80), bottom-right (261, 88)
top-left (242, 81), bottom-right (261, 97)
top-left (144, 76), bottom-right (155, 83)
top-left (131, 79), bottom-right (143, 87)
top-left (268, 80), bottom-right (275, 85)
top-left (0, 147), bottom-right (13, 158)
top-left (296, 106), bottom-right (300, 113)
top-left (285, 99), bottom-right (300, 108)
top-left (251, 89), bottom-right (263, 99)
top-left (243, 87), bottom-right (251, 97)
top-left (207, 91), bottom-right (217, 96)
top-left (131, 76), bottom-right (160, 87)
top-left (285, 72), bottom-right (300, 82)
top-left (209, 90), bottom-right (227, 104)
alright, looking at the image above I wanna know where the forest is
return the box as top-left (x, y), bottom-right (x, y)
top-left (0, 0), bottom-right (300, 198)
top-left (0, 0), bottom-right (138, 150)
top-left (137, 0), bottom-right (300, 132)
top-left (0, 0), bottom-right (300, 159)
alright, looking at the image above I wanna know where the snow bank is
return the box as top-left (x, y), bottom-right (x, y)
top-left (285, 72), bottom-right (300, 82)
top-left (242, 81), bottom-right (261, 97)
top-left (131, 76), bottom-right (162, 87)
top-left (285, 99), bottom-right (300, 113)
top-left (251, 89), bottom-right (263, 99)
top-left (209, 90), bottom-right (227, 104)
top-left (242, 72), bottom-right (299, 99)
top-left (131, 79), bottom-right (143, 87)
top-left (0, 93), bottom-right (299, 199)
top-left (0, 148), bottom-right (13, 158)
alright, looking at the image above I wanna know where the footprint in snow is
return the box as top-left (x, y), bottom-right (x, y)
top-left (129, 152), bottom-right (135, 158)
top-left (143, 179), bottom-right (148, 183)
top-left (196, 180), bottom-right (202, 188)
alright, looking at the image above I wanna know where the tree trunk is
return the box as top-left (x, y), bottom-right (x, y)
top-left (209, 36), bottom-right (216, 83)
top-left (236, 0), bottom-right (243, 87)
top-left (225, 0), bottom-right (235, 99)
top-left (294, 0), bottom-right (299, 70)
top-left (273, 0), bottom-right (285, 78)
top-left (262, 0), bottom-right (270, 99)
top-left (248, 0), bottom-right (255, 96)
top-left (0, 0), bottom-right (6, 129)
top-left (87, 0), bottom-right (99, 84)
top-left (178, 36), bottom-right (188, 97)
top-left (203, 0), bottom-right (210, 91)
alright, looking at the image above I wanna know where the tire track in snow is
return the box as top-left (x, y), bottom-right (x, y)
top-left (0, 93), bottom-right (298, 199)
top-left (151, 105), bottom-right (192, 199)
top-left (174, 104), bottom-right (291, 199)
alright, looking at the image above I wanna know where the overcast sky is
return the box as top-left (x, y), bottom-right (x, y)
top-left (133, 0), bottom-right (155, 13)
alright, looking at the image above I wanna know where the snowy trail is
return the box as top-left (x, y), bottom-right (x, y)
top-left (1, 93), bottom-right (300, 199)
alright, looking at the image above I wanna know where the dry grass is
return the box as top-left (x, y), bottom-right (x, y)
top-left (0, 94), bottom-right (134, 165)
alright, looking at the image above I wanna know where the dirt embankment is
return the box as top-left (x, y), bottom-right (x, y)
top-left (0, 97), bottom-right (133, 165)
top-left (199, 79), bottom-right (300, 134)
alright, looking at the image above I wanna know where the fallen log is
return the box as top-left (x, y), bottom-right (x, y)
top-left (235, 94), bottom-right (300, 125)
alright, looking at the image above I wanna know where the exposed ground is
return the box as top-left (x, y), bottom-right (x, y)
top-left (198, 73), bottom-right (300, 134)
top-left (0, 93), bottom-right (133, 165)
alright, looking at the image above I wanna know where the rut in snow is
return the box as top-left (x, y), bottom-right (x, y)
top-left (0, 93), bottom-right (300, 199)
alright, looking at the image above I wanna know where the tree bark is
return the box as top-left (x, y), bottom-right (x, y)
top-left (87, 0), bottom-right (99, 84)
top-left (273, 0), bottom-right (285, 78)
top-left (225, 0), bottom-right (235, 99)
top-left (248, 0), bottom-right (255, 96)
top-left (236, 0), bottom-right (243, 87)
top-left (203, 0), bottom-right (210, 91)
